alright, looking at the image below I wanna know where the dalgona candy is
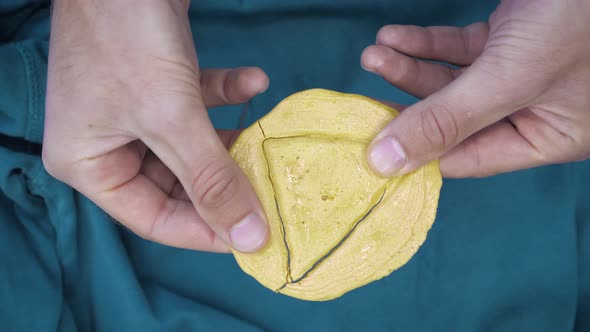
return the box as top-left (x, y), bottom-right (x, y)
top-left (229, 89), bottom-right (442, 301)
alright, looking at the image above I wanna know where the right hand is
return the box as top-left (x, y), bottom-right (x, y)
top-left (362, 0), bottom-right (590, 178)
top-left (43, 0), bottom-right (269, 253)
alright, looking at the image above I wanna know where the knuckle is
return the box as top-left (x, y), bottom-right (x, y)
top-left (464, 139), bottom-right (485, 177)
top-left (394, 55), bottom-right (417, 83)
top-left (191, 159), bottom-right (239, 209)
top-left (417, 105), bottom-right (460, 150)
top-left (220, 70), bottom-right (240, 105)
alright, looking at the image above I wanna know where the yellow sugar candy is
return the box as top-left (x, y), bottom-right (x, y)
top-left (230, 89), bottom-right (442, 301)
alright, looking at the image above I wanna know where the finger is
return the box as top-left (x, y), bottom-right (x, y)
top-left (106, 176), bottom-right (230, 252)
top-left (439, 118), bottom-right (547, 178)
top-left (373, 99), bottom-right (407, 111)
top-left (76, 144), bottom-right (230, 252)
top-left (201, 67), bottom-right (269, 108)
top-left (142, 107), bottom-right (268, 253)
top-left (375, 23), bottom-right (489, 66)
top-left (361, 45), bottom-right (464, 98)
top-left (366, 57), bottom-right (524, 177)
top-left (217, 129), bottom-right (243, 149)
top-left (141, 129), bottom-right (243, 201)
top-left (140, 150), bottom-right (187, 199)
top-left (141, 150), bottom-right (178, 193)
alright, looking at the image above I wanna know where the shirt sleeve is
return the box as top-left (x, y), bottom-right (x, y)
top-left (0, 40), bottom-right (47, 144)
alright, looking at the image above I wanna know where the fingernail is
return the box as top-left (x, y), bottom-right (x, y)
top-left (257, 79), bottom-right (269, 94)
top-left (361, 62), bottom-right (375, 73)
top-left (369, 137), bottom-right (407, 176)
top-left (230, 213), bottom-right (268, 252)
top-left (361, 52), bottom-right (383, 73)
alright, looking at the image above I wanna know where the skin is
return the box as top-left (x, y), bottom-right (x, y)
top-left (44, 0), bottom-right (590, 253)
top-left (363, 0), bottom-right (590, 178)
top-left (44, 0), bottom-right (268, 253)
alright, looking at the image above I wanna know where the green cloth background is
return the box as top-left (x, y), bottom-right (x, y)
top-left (0, 1), bottom-right (589, 331)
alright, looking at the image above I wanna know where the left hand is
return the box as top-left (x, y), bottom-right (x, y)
top-left (362, 0), bottom-right (590, 178)
top-left (44, 0), bottom-right (270, 253)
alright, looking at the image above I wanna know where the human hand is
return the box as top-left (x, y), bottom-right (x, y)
top-left (43, 0), bottom-right (269, 253)
top-left (362, 0), bottom-right (590, 178)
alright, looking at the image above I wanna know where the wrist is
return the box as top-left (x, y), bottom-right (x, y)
top-left (52, 0), bottom-right (182, 13)
top-left (51, 0), bottom-right (186, 31)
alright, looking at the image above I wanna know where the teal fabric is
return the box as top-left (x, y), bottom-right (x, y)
top-left (0, 1), bottom-right (589, 331)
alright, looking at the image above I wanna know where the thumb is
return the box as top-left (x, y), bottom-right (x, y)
top-left (139, 79), bottom-right (269, 253)
top-left (145, 113), bottom-right (269, 253)
top-left (367, 59), bottom-right (524, 176)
